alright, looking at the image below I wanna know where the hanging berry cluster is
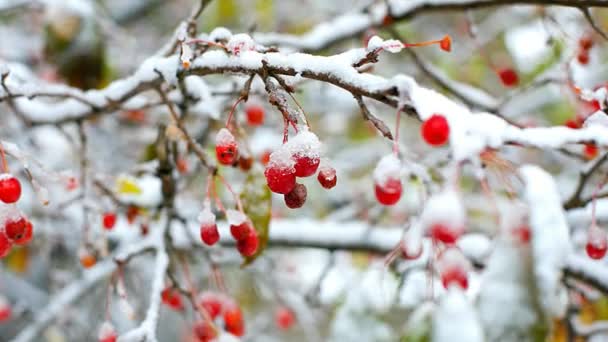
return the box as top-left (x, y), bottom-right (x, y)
top-left (0, 166), bottom-right (34, 258)
top-left (577, 34), bottom-right (594, 65)
top-left (190, 291), bottom-right (246, 340)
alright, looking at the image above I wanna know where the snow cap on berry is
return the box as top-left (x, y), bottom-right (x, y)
top-left (402, 222), bottom-right (423, 259)
top-left (98, 321), bottom-right (117, 341)
top-left (209, 27), bottom-right (232, 42)
top-left (198, 201), bottom-right (216, 225)
top-left (373, 154), bottom-right (402, 187)
top-left (420, 189), bottom-right (465, 233)
top-left (286, 129), bottom-right (321, 160)
top-left (226, 209), bottom-right (246, 226)
top-left (366, 36), bottom-right (403, 53)
top-left (216, 128), bottom-right (236, 145)
top-left (268, 147), bottom-right (296, 170)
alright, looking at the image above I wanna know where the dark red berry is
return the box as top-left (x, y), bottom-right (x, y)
top-left (317, 166), bottom-right (337, 189)
top-left (497, 68), bottom-right (518, 87)
top-left (578, 51), bottom-right (590, 65)
top-left (284, 183), bottom-right (307, 209)
top-left (421, 114), bottom-right (450, 146)
top-left (230, 221), bottom-right (253, 241)
top-left (200, 223), bottom-right (220, 246)
top-left (293, 155), bottom-right (320, 177)
top-left (102, 212), bottom-right (117, 230)
top-left (441, 266), bottom-right (468, 290)
top-left (580, 36), bottom-right (594, 51)
top-left (238, 155), bottom-right (253, 171)
top-left (0, 232), bottom-right (11, 258)
top-left (265, 165), bottom-right (296, 194)
top-left (161, 287), bottom-right (184, 311)
top-left (236, 231), bottom-right (259, 257)
top-left (275, 307), bottom-right (295, 330)
top-left (245, 104), bottom-right (264, 126)
top-left (4, 217), bottom-right (26, 242)
top-left (0, 175), bottom-right (21, 204)
top-left (374, 177), bottom-right (402, 205)
top-left (215, 128), bottom-right (239, 165)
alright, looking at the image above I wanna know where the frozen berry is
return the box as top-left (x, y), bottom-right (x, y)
top-left (586, 225), bottom-right (607, 260)
top-left (430, 223), bottom-right (463, 245)
top-left (215, 128), bottom-right (239, 165)
top-left (578, 51), bottom-right (590, 65)
top-left (98, 321), bottom-right (117, 342)
top-left (441, 266), bottom-right (468, 290)
top-left (161, 287), bottom-right (184, 311)
top-left (236, 230), bottom-right (259, 257)
top-left (239, 155), bottom-right (253, 171)
top-left (580, 36), bottom-right (594, 51)
top-left (400, 239), bottom-right (423, 260)
top-left (497, 68), bottom-right (519, 87)
top-left (317, 165), bottom-right (337, 189)
top-left (13, 220), bottom-right (33, 245)
top-left (421, 114), bottom-right (450, 146)
top-left (246, 104), bottom-right (265, 126)
top-left (512, 225), bottom-right (531, 244)
top-left (200, 223), bottom-right (220, 246)
top-left (260, 150), bottom-right (272, 166)
top-left (265, 164), bottom-right (296, 194)
top-left (80, 250), bottom-right (97, 268)
top-left (375, 177), bottom-right (402, 206)
top-left (230, 221), bottom-right (253, 241)
top-left (275, 307), bottom-right (295, 331)
top-left (102, 212), bottom-right (117, 230)
top-left (293, 155), bottom-right (320, 178)
top-left (223, 302), bottom-right (245, 337)
top-left (198, 292), bottom-right (223, 319)
top-left (4, 217), bottom-right (26, 241)
top-left (0, 175), bottom-right (21, 204)
top-left (284, 183), bottom-right (307, 209)
top-left (0, 232), bottom-right (11, 258)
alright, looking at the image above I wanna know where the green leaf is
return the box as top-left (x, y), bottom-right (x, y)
top-left (240, 166), bottom-right (272, 266)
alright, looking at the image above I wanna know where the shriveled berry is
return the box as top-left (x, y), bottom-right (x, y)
top-left (421, 114), bottom-right (450, 146)
top-left (237, 231), bottom-right (259, 257)
top-left (293, 155), bottom-right (320, 177)
top-left (200, 223), bottom-right (220, 246)
top-left (0, 175), bottom-right (21, 204)
top-left (161, 287), bottom-right (184, 311)
top-left (223, 303), bottom-right (245, 337)
top-left (441, 266), bottom-right (468, 290)
top-left (317, 165), bottom-right (337, 189)
top-left (497, 68), bottom-right (519, 87)
top-left (0, 232), bottom-right (11, 258)
top-left (4, 217), bottom-right (26, 241)
top-left (198, 291), bottom-right (223, 319)
top-left (284, 183), bottom-right (307, 209)
top-left (275, 307), bottom-right (295, 330)
top-left (265, 165), bottom-right (296, 194)
top-left (375, 177), bottom-right (402, 206)
top-left (193, 319), bottom-right (217, 342)
top-left (13, 220), bottom-right (33, 245)
top-left (238, 155), bottom-right (253, 171)
top-left (430, 223), bottom-right (463, 245)
top-left (245, 104), bottom-right (265, 126)
top-left (215, 128), bottom-right (239, 165)
top-left (102, 212), bottom-right (117, 230)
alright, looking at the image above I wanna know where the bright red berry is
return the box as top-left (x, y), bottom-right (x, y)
top-left (584, 143), bottom-right (599, 160)
top-left (245, 104), bottom-right (265, 126)
top-left (275, 307), bottom-right (295, 331)
top-left (317, 165), bottom-right (337, 189)
top-left (578, 51), bottom-right (590, 65)
top-left (215, 128), bottom-right (239, 165)
top-left (236, 230), bottom-right (259, 257)
top-left (161, 287), bottom-right (184, 311)
top-left (13, 220), bottom-right (33, 245)
top-left (265, 164), bottom-right (296, 194)
top-left (4, 217), bottom-right (26, 242)
top-left (421, 114), bottom-right (450, 146)
top-left (193, 320), bottom-right (217, 342)
top-left (497, 68), bottom-right (518, 87)
top-left (439, 35), bottom-right (451, 52)
top-left (198, 292), bottom-right (223, 319)
top-left (0, 175), bottom-right (21, 204)
top-left (441, 266), bottom-right (469, 290)
top-left (284, 183), bottom-right (307, 209)
top-left (293, 155), bottom-right (320, 178)
top-left (102, 212), bottom-right (117, 230)
top-left (98, 321), bottom-right (117, 342)
top-left (375, 177), bottom-right (402, 206)
top-left (0, 232), bottom-right (11, 258)
top-left (200, 223), bottom-right (220, 246)
top-left (586, 225), bottom-right (607, 259)
top-left (564, 118), bottom-right (582, 129)
top-left (430, 223), bottom-right (463, 245)
top-left (230, 221), bottom-right (253, 241)
top-left (512, 225), bottom-right (531, 244)
top-left (223, 303), bottom-right (245, 337)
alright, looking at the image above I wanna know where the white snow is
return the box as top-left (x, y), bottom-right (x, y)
top-left (268, 147), bottom-right (296, 169)
top-left (215, 128), bottom-right (236, 145)
top-left (420, 189), bottom-right (465, 234)
top-left (209, 27), bottom-right (232, 42)
top-left (226, 34), bottom-right (256, 56)
top-left (285, 129), bottom-right (321, 159)
top-left (432, 287), bottom-right (483, 342)
top-left (197, 201), bottom-right (216, 226)
top-left (373, 154), bottom-right (401, 185)
top-left (226, 209), bottom-right (246, 226)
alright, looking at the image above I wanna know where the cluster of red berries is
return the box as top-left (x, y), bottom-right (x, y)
top-left (193, 291), bottom-right (245, 340)
top-left (161, 287), bottom-right (184, 311)
top-left (0, 174), bottom-right (34, 258)
top-left (264, 130), bottom-right (336, 209)
top-left (577, 35), bottom-right (594, 65)
top-left (198, 203), bottom-right (259, 257)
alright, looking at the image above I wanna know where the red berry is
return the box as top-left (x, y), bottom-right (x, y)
top-left (586, 226), bottom-right (607, 259)
top-left (430, 223), bottom-right (463, 245)
top-left (441, 266), bottom-right (468, 290)
top-left (260, 150), bottom-right (272, 166)
top-left (238, 155), bottom-right (253, 171)
top-left (215, 128), bottom-right (239, 165)
top-left (317, 165), bottom-right (337, 189)
top-left (198, 292), bottom-right (223, 319)
top-left (584, 143), bottom-right (599, 160)
top-left (245, 104), bottom-right (265, 126)
top-left (193, 320), bottom-right (217, 342)
top-left (13, 220), bottom-right (33, 245)
top-left (293, 155), bottom-right (320, 177)
top-left (374, 177), bottom-right (402, 205)
top-left (497, 68), bottom-right (519, 87)
top-left (564, 118), bottom-right (581, 129)
top-left (439, 35), bottom-right (451, 52)
top-left (512, 225), bottom-right (531, 244)
top-left (4, 217), bottom-right (26, 242)
top-left (0, 232), bottom-right (12, 258)
top-left (284, 183), bottom-right (307, 209)
top-left (578, 51), bottom-right (590, 65)
top-left (0, 297), bottom-right (11, 322)
top-left (421, 114), bottom-right (450, 146)
top-left (176, 158), bottom-right (189, 174)
top-left (236, 231), bottom-right (259, 257)
top-left (0, 175), bottom-right (21, 204)
top-left (223, 303), bottom-right (245, 337)
top-left (275, 307), bottom-right (295, 331)
top-left (264, 164), bottom-right (296, 194)
top-left (230, 221), bottom-right (253, 241)
top-left (382, 14), bottom-right (393, 27)
top-left (102, 212), bottom-right (117, 230)
top-left (161, 287), bottom-right (184, 311)
top-left (79, 251), bottom-right (97, 268)
top-left (98, 322), bottom-right (117, 342)
top-left (126, 206), bottom-right (139, 224)
top-left (200, 223), bottom-right (220, 246)
top-left (580, 36), bottom-right (594, 51)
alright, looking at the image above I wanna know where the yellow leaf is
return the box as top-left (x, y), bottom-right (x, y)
top-left (6, 247), bottom-right (29, 273)
top-left (116, 177), bottom-right (142, 195)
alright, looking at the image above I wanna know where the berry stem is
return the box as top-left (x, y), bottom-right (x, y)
top-left (403, 35), bottom-right (449, 49)
top-left (392, 107), bottom-right (402, 156)
top-left (283, 117), bottom-right (289, 144)
top-left (211, 179), bottom-right (226, 214)
top-left (217, 174), bottom-right (244, 213)
top-left (591, 173), bottom-right (608, 227)
top-left (226, 96), bottom-right (245, 130)
top-left (178, 254), bottom-right (217, 326)
top-left (0, 142), bottom-right (8, 173)
top-left (285, 91), bottom-right (311, 129)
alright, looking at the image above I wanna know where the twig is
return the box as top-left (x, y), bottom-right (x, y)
top-left (354, 95), bottom-right (393, 140)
